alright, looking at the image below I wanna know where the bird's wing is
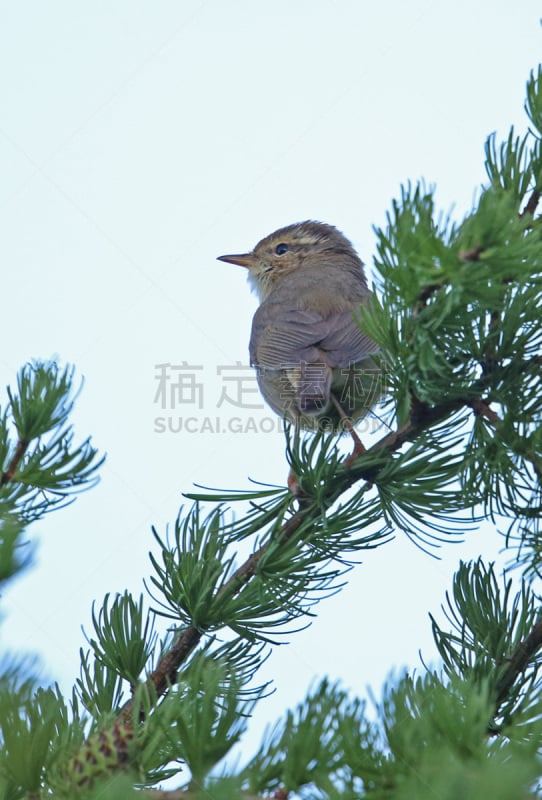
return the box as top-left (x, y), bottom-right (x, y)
top-left (249, 301), bottom-right (376, 369)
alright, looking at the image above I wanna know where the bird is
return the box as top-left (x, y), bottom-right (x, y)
top-left (217, 220), bottom-right (381, 466)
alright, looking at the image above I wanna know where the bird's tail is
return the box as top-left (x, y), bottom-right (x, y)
top-left (286, 363), bottom-right (332, 416)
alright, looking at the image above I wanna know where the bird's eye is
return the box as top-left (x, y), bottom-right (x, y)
top-left (275, 243), bottom-right (289, 255)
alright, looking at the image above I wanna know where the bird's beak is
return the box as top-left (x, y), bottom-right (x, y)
top-left (217, 252), bottom-right (255, 269)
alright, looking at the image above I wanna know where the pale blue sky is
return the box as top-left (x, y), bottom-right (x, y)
top-left (0, 0), bottom-right (540, 766)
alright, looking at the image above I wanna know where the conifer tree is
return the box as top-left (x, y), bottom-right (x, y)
top-left (0, 65), bottom-right (541, 800)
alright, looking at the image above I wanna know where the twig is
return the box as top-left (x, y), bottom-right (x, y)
top-left (520, 188), bottom-right (540, 218)
top-left (418, 282), bottom-right (443, 305)
top-left (467, 398), bottom-right (501, 425)
top-left (467, 398), bottom-right (541, 482)
top-left (120, 509), bottom-right (311, 722)
top-left (365, 399), bottom-right (463, 455)
top-left (495, 615), bottom-right (542, 709)
top-left (459, 245), bottom-right (484, 262)
top-left (217, 512), bottom-right (306, 597)
top-left (143, 626), bottom-right (203, 701)
top-left (0, 437), bottom-right (29, 485)
top-left (118, 386), bottom-right (538, 728)
top-left (118, 398), bottom-right (465, 724)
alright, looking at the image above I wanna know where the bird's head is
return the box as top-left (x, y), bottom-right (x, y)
top-left (217, 220), bottom-right (362, 300)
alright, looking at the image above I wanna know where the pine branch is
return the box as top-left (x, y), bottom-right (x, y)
top-left (467, 398), bottom-right (501, 426)
top-left (117, 397), bottom-right (465, 725)
top-left (417, 281), bottom-right (443, 305)
top-left (495, 613), bottom-right (542, 709)
top-left (144, 789), bottom-right (274, 800)
top-left (0, 437), bottom-right (29, 486)
top-left (467, 398), bottom-right (542, 482)
top-left (139, 626), bottom-right (202, 701)
top-left (521, 187), bottom-right (540, 217)
top-left (69, 105), bottom-right (542, 790)
top-left (459, 245), bottom-right (484, 261)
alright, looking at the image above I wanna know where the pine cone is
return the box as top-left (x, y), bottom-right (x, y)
top-left (66, 719), bottom-right (133, 787)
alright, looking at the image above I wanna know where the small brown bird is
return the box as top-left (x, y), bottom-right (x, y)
top-left (218, 220), bottom-right (380, 461)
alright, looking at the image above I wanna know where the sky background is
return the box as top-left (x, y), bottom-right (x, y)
top-left (0, 0), bottom-right (541, 773)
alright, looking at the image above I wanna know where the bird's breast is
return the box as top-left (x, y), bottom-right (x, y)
top-left (266, 265), bottom-right (368, 317)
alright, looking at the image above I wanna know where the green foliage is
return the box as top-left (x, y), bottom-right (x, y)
top-left (360, 69), bottom-right (542, 557)
top-left (0, 64), bottom-right (542, 800)
top-left (0, 683), bottom-right (86, 798)
top-left (0, 514), bottom-right (27, 582)
top-left (430, 560), bottom-right (542, 733)
top-left (525, 66), bottom-right (542, 140)
top-left (2, 362), bottom-right (102, 513)
top-left (146, 653), bottom-right (257, 787)
top-left (148, 506), bottom-right (242, 630)
top-left (0, 361), bottom-right (103, 585)
top-left (148, 476), bottom-right (391, 649)
top-left (76, 648), bottom-right (127, 717)
top-left (243, 679), bottom-right (383, 797)
top-left (86, 593), bottom-right (158, 687)
top-left (378, 673), bottom-right (539, 800)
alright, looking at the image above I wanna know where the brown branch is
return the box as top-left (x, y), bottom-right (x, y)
top-left (467, 398), bottom-right (501, 425)
top-left (145, 790), bottom-right (269, 800)
top-left (459, 245), bottom-right (484, 262)
top-left (107, 384), bottom-right (541, 772)
top-left (368, 399), bottom-right (464, 454)
top-left (118, 384), bottom-right (540, 735)
top-left (145, 626), bottom-right (203, 700)
top-left (119, 511), bottom-right (311, 722)
top-left (520, 187), bottom-right (540, 218)
top-left (0, 437), bottom-right (29, 486)
top-left (418, 281), bottom-right (443, 305)
top-left (495, 615), bottom-right (542, 709)
top-left (117, 397), bottom-right (466, 725)
top-left (467, 398), bottom-right (541, 482)
top-left (218, 514), bottom-right (306, 597)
